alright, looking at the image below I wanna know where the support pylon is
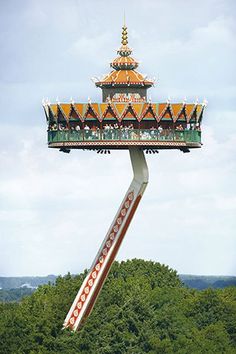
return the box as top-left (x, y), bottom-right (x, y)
top-left (63, 147), bottom-right (149, 331)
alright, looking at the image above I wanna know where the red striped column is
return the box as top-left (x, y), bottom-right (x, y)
top-left (63, 147), bottom-right (149, 331)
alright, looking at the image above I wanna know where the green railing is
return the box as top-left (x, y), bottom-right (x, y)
top-left (48, 129), bottom-right (201, 144)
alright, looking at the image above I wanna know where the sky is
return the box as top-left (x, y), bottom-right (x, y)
top-left (0, 0), bottom-right (236, 276)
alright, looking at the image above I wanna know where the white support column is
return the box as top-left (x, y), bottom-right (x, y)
top-left (63, 147), bottom-right (149, 331)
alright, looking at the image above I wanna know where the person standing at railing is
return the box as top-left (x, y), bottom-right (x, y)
top-left (74, 125), bottom-right (81, 140)
top-left (91, 125), bottom-right (97, 140)
top-left (48, 123), bottom-right (57, 131)
top-left (196, 124), bottom-right (201, 131)
top-left (84, 124), bottom-right (90, 140)
top-left (103, 124), bottom-right (109, 140)
top-left (109, 124), bottom-right (114, 140)
top-left (177, 124), bottom-right (183, 131)
top-left (120, 125), bottom-right (125, 140)
top-left (158, 126), bottom-right (163, 140)
top-left (114, 123), bottom-right (119, 140)
top-left (96, 127), bottom-right (100, 140)
top-left (124, 126), bottom-right (129, 140)
top-left (150, 127), bottom-right (157, 140)
top-left (128, 124), bottom-right (134, 139)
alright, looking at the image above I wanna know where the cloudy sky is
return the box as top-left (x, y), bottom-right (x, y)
top-left (0, 0), bottom-right (235, 276)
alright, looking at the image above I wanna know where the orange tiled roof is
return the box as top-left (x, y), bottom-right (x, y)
top-left (95, 24), bottom-right (154, 88)
top-left (111, 55), bottom-right (139, 70)
top-left (96, 69), bottom-right (153, 87)
top-left (44, 102), bottom-right (205, 123)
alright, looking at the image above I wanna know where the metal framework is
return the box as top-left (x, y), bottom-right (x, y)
top-left (63, 147), bottom-right (149, 331)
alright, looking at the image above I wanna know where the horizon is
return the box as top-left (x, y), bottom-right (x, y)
top-left (1, 271), bottom-right (236, 278)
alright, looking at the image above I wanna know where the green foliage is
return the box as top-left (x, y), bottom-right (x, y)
top-left (0, 259), bottom-right (235, 353)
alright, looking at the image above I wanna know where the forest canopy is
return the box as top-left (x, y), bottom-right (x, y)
top-left (0, 259), bottom-right (235, 353)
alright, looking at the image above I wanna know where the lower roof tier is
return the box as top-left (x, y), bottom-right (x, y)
top-left (43, 102), bottom-right (205, 124)
top-left (47, 129), bottom-right (201, 151)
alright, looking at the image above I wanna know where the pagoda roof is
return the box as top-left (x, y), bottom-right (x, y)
top-left (95, 69), bottom-right (153, 87)
top-left (44, 102), bottom-right (206, 123)
top-left (95, 23), bottom-right (154, 89)
top-left (110, 55), bottom-right (139, 70)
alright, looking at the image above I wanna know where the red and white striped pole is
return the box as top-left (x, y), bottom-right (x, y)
top-left (63, 147), bottom-right (149, 331)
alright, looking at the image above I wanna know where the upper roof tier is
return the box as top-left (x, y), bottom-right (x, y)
top-left (95, 24), bottom-right (154, 89)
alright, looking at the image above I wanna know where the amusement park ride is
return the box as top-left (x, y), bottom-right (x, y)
top-left (43, 22), bottom-right (206, 331)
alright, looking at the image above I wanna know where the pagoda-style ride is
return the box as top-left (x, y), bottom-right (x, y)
top-left (43, 22), bottom-right (206, 332)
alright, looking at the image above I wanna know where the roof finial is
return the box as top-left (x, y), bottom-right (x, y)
top-left (116, 15), bottom-right (132, 57)
top-left (122, 13), bottom-right (128, 46)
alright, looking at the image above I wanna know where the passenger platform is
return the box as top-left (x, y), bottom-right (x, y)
top-left (44, 101), bottom-right (204, 151)
top-left (47, 128), bottom-right (201, 151)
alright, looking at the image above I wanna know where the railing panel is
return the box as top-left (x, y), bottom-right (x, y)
top-left (69, 131), bottom-right (83, 141)
top-left (83, 130), bottom-right (100, 141)
top-left (48, 129), bottom-right (201, 145)
top-left (102, 129), bottom-right (120, 140)
top-left (174, 131), bottom-right (185, 141)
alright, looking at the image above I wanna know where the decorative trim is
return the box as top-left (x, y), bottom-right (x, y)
top-left (44, 102), bottom-right (205, 124)
top-left (49, 141), bottom-right (193, 148)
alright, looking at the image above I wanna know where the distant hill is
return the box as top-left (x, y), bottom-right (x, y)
top-left (0, 275), bottom-right (56, 290)
top-left (180, 274), bottom-right (236, 290)
top-left (1, 274), bottom-right (235, 291)
top-left (0, 287), bottom-right (35, 302)
top-left (0, 273), bottom-right (235, 303)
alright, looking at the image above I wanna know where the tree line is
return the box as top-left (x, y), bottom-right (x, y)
top-left (0, 259), bottom-right (235, 353)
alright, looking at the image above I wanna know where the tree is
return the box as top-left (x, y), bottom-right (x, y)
top-left (0, 259), bottom-right (235, 353)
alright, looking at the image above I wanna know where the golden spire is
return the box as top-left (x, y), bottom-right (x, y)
top-left (117, 15), bottom-right (132, 57)
top-left (121, 13), bottom-right (128, 46)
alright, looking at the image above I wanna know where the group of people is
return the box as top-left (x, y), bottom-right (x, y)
top-left (48, 122), bottom-right (201, 141)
